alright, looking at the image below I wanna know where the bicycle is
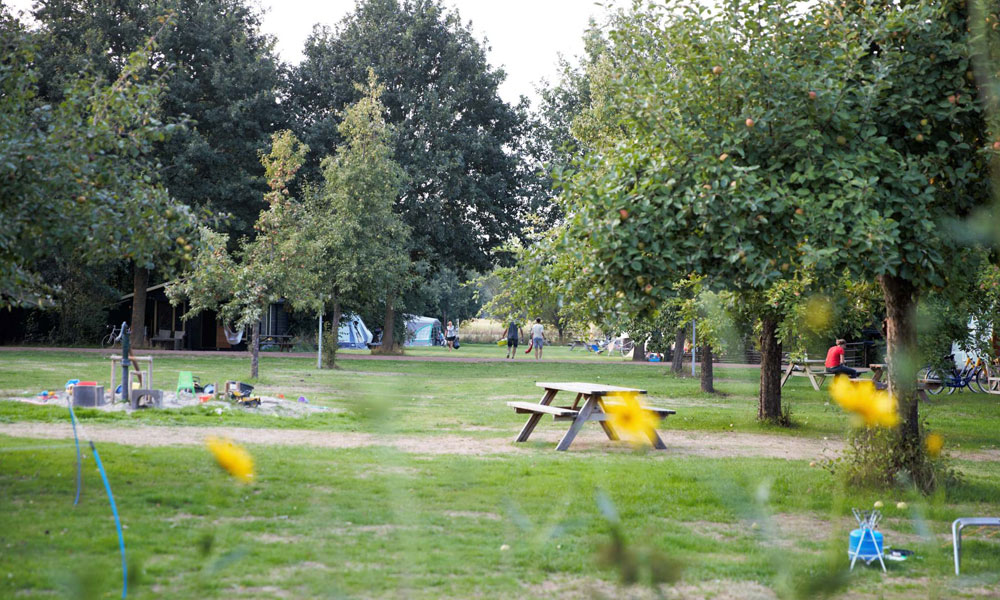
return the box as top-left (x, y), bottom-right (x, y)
top-left (101, 321), bottom-right (127, 349)
top-left (917, 354), bottom-right (989, 395)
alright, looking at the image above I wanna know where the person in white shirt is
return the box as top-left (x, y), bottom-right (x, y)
top-left (445, 321), bottom-right (457, 350)
top-left (530, 318), bottom-right (545, 360)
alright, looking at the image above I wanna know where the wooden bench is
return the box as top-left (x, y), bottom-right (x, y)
top-left (261, 334), bottom-right (294, 351)
top-left (150, 329), bottom-right (185, 350)
top-left (507, 401), bottom-right (580, 419)
top-left (507, 382), bottom-right (674, 451)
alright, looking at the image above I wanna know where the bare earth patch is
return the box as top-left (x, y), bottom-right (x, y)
top-left (0, 421), bottom-right (994, 463)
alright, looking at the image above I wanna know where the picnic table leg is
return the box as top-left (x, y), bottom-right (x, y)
top-left (515, 388), bottom-right (557, 443)
top-left (805, 366), bottom-right (822, 391)
top-left (780, 363), bottom-right (794, 388)
top-left (592, 398), bottom-right (619, 441)
top-left (645, 427), bottom-right (668, 450)
top-left (556, 396), bottom-right (598, 451)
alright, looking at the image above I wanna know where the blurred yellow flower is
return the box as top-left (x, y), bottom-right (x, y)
top-left (926, 433), bottom-right (944, 458)
top-left (604, 392), bottom-right (661, 445)
top-left (206, 436), bottom-right (255, 483)
top-left (804, 295), bottom-right (833, 332)
top-left (830, 376), bottom-right (899, 427)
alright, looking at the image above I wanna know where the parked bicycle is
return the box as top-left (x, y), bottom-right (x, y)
top-left (917, 354), bottom-right (990, 395)
top-left (101, 321), bottom-right (127, 349)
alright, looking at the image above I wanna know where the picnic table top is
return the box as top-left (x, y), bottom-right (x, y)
top-left (535, 381), bottom-right (647, 395)
top-left (784, 359), bottom-right (828, 365)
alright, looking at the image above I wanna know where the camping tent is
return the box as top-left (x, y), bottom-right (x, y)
top-left (338, 315), bottom-right (374, 349)
top-left (405, 316), bottom-right (442, 347)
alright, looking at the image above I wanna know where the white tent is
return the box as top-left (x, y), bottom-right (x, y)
top-left (338, 314), bottom-right (373, 349)
top-left (405, 316), bottom-right (442, 347)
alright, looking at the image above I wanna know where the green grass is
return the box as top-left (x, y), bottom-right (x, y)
top-left (1, 349), bottom-right (999, 598)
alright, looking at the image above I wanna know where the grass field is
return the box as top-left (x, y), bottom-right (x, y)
top-left (1, 347), bottom-right (999, 598)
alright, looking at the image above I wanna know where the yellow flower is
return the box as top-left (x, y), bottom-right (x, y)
top-left (206, 436), bottom-right (255, 483)
top-left (604, 392), bottom-right (661, 445)
top-left (829, 376), bottom-right (899, 427)
top-left (925, 433), bottom-right (944, 458)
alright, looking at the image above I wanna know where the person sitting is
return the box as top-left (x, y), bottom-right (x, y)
top-left (825, 338), bottom-right (859, 378)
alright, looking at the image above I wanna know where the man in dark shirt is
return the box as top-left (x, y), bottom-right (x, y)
top-left (505, 321), bottom-right (519, 359)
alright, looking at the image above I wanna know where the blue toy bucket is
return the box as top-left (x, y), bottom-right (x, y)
top-left (848, 529), bottom-right (883, 558)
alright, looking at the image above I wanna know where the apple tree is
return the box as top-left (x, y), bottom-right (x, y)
top-left (558, 0), bottom-right (996, 486)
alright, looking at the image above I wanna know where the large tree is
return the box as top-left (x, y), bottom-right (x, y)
top-left (286, 0), bottom-right (530, 274)
top-left (29, 0), bottom-right (284, 232)
top-left (302, 73), bottom-right (411, 362)
top-left (25, 0), bottom-right (284, 343)
top-left (560, 0), bottom-right (996, 486)
top-left (0, 10), bottom-right (195, 309)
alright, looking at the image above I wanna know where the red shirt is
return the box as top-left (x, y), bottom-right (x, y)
top-left (825, 345), bottom-right (844, 368)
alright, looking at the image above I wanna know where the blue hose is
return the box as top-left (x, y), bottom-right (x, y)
top-left (67, 401), bottom-right (82, 506)
top-left (89, 441), bottom-right (127, 598)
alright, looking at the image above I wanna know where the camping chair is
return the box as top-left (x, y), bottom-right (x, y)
top-left (176, 371), bottom-right (196, 395)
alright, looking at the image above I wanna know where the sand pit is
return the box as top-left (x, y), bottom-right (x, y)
top-left (4, 389), bottom-right (334, 417)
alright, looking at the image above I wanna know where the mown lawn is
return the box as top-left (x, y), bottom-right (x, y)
top-left (1, 348), bottom-right (999, 598)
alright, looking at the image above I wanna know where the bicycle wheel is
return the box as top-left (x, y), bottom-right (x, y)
top-left (917, 366), bottom-right (944, 395)
top-left (100, 332), bottom-right (113, 348)
top-left (971, 365), bottom-right (989, 393)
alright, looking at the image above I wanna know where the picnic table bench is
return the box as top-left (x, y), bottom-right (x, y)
top-left (780, 359), bottom-right (870, 391)
top-left (507, 382), bottom-right (675, 451)
top-left (260, 334), bottom-right (294, 351)
top-left (150, 329), bottom-right (185, 350)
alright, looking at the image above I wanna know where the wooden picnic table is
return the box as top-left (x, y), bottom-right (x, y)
top-left (781, 359), bottom-right (871, 391)
top-left (260, 334), bottom-right (294, 351)
top-left (507, 382), bottom-right (675, 451)
top-left (870, 364), bottom-right (886, 383)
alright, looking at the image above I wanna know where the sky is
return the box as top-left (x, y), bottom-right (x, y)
top-left (6, 0), bottom-right (629, 107)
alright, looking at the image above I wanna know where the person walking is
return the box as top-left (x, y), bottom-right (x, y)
top-left (531, 318), bottom-right (545, 360)
top-left (445, 321), bottom-right (457, 350)
top-left (825, 338), bottom-right (859, 378)
top-left (505, 320), bottom-right (519, 359)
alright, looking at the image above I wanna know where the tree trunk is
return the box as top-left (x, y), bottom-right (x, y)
top-left (323, 300), bottom-right (341, 369)
top-left (631, 338), bottom-right (647, 361)
top-left (879, 274), bottom-right (920, 445)
top-left (376, 294), bottom-right (399, 354)
top-left (700, 344), bottom-right (714, 393)
top-left (130, 266), bottom-right (149, 348)
top-left (671, 326), bottom-right (686, 374)
top-left (758, 315), bottom-right (784, 423)
top-left (250, 320), bottom-right (260, 379)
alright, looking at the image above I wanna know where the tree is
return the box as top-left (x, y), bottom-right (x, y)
top-left (302, 72), bottom-right (411, 363)
top-left (26, 0), bottom-right (285, 344)
top-left (168, 131), bottom-right (316, 378)
top-left (29, 0), bottom-right (285, 233)
top-left (559, 0), bottom-right (996, 488)
top-left (0, 10), bottom-right (195, 309)
top-left (286, 0), bottom-right (530, 274)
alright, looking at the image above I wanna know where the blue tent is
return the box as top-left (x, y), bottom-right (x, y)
top-left (338, 315), bottom-right (373, 349)
top-left (405, 316), bottom-right (442, 347)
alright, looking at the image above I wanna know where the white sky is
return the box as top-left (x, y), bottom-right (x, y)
top-left (257, 0), bottom-right (632, 106)
top-left (6, 0), bottom-right (629, 107)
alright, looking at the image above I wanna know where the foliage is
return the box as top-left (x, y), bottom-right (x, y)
top-left (476, 223), bottom-right (586, 341)
top-left (299, 72), bottom-right (412, 363)
top-left (286, 0), bottom-right (532, 273)
top-left (0, 10), bottom-right (196, 309)
top-left (167, 131), bottom-right (316, 375)
top-left (29, 0), bottom-right (286, 236)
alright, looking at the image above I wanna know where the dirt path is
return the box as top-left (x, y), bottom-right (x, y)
top-left (0, 421), bottom-right (839, 459)
top-left (2, 422), bottom-right (995, 462)
top-left (0, 346), bottom-right (759, 368)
